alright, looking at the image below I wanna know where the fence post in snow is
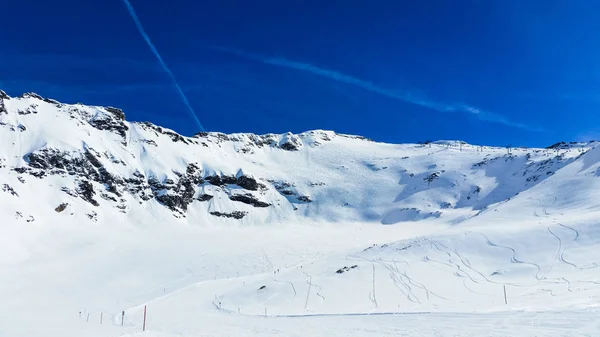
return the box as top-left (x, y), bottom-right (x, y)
top-left (86, 313), bottom-right (90, 322)
top-left (100, 312), bottom-right (103, 324)
top-left (121, 310), bottom-right (125, 326)
top-left (503, 285), bottom-right (507, 304)
top-left (143, 305), bottom-right (147, 331)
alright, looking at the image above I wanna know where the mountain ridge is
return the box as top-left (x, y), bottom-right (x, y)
top-left (0, 90), bottom-right (596, 227)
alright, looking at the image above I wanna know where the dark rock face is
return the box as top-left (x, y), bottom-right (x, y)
top-left (43, 97), bottom-right (61, 106)
top-left (21, 147), bottom-right (123, 205)
top-left (0, 96), bottom-right (6, 115)
top-left (280, 142), bottom-right (299, 151)
top-left (197, 194), bottom-right (214, 202)
top-left (2, 184), bottom-right (18, 197)
top-left (236, 175), bottom-right (266, 191)
top-left (206, 174), bottom-right (236, 186)
top-left (55, 203), bottom-right (69, 213)
top-left (105, 107), bottom-right (125, 120)
top-left (77, 180), bottom-right (99, 206)
top-left (149, 163), bottom-right (203, 214)
top-left (229, 193), bottom-right (270, 207)
top-left (297, 195), bottom-right (312, 203)
top-left (21, 92), bottom-right (43, 100)
top-left (336, 265), bottom-right (358, 274)
top-left (0, 90), bottom-right (8, 99)
top-left (138, 122), bottom-right (190, 144)
top-left (142, 139), bottom-right (157, 147)
top-left (17, 105), bottom-right (37, 115)
top-left (423, 172), bottom-right (441, 185)
top-left (210, 211), bottom-right (247, 219)
top-left (88, 112), bottom-right (129, 144)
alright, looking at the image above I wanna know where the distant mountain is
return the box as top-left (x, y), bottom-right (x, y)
top-left (0, 90), bottom-right (594, 226)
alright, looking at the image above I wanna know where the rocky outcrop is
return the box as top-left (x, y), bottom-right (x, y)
top-left (137, 122), bottom-right (190, 144)
top-left (2, 184), bottom-right (18, 197)
top-left (0, 91), bottom-right (7, 114)
top-left (76, 180), bottom-right (99, 206)
top-left (210, 211), bottom-right (247, 219)
top-left (297, 195), bottom-right (312, 203)
top-left (88, 110), bottom-right (128, 144)
top-left (55, 203), bottom-right (69, 213)
top-left (148, 163), bottom-right (203, 214)
top-left (20, 92), bottom-right (43, 100)
top-left (229, 193), bottom-right (270, 207)
top-left (197, 194), bottom-right (214, 202)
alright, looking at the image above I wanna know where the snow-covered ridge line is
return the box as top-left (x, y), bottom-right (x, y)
top-left (0, 87), bottom-right (598, 226)
top-left (0, 89), bottom-right (376, 147)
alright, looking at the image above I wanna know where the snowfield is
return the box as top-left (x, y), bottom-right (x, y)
top-left (1, 90), bottom-right (600, 336)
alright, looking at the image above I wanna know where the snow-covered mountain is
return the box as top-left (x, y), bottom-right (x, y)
top-left (3, 90), bottom-right (600, 337)
top-left (0, 90), bottom-right (594, 227)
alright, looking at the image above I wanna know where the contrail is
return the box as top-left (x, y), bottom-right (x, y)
top-left (209, 46), bottom-right (540, 131)
top-left (121, 0), bottom-right (205, 132)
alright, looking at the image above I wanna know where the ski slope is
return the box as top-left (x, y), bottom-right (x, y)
top-left (1, 91), bottom-right (600, 336)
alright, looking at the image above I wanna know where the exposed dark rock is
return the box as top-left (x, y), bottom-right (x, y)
top-left (21, 92), bottom-right (43, 100)
top-left (55, 203), bottom-right (69, 213)
top-left (336, 265), bottom-right (358, 274)
top-left (197, 194), bottom-right (214, 202)
top-left (229, 193), bottom-right (270, 207)
top-left (547, 141), bottom-right (566, 149)
top-left (280, 142), bottom-right (299, 151)
top-left (210, 211), bottom-right (247, 219)
top-left (87, 211), bottom-right (98, 222)
top-left (149, 163), bottom-right (204, 214)
top-left (2, 184), bottom-right (18, 197)
top-left (206, 174), bottom-right (237, 186)
top-left (440, 202), bottom-right (452, 209)
top-left (17, 106), bottom-right (37, 115)
top-left (43, 97), bottom-right (61, 106)
top-left (259, 285), bottom-right (266, 290)
top-left (424, 172), bottom-right (441, 185)
top-left (337, 133), bottom-right (372, 141)
top-left (297, 196), bottom-right (312, 203)
top-left (100, 193), bottom-right (117, 202)
top-left (0, 95), bottom-right (6, 114)
top-left (105, 106), bottom-right (125, 120)
top-left (17, 124), bottom-right (26, 132)
top-left (77, 180), bottom-right (99, 206)
top-left (142, 139), bottom-right (157, 147)
top-left (236, 175), bottom-right (265, 191)
top-left (88, 111), bottom-right (128, 144)
top-left (61, 187), bottom-right (78, 197)
top-left (139, 123), bottom-right (190, 144)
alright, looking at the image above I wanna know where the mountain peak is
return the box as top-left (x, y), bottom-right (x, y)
top-left (1, 89), bottom-right (596, 227)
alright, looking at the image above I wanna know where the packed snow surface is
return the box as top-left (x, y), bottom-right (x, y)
top-left (1, 91), bottom-right (600, 336)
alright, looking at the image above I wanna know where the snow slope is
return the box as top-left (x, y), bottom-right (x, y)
top-left (1, 90), bottom-right (600, 336)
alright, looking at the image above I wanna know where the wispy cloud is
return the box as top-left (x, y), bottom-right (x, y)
top-left (122, 0), bottom-right (205, 132)
top-left (208, 46), bottom-right (540, 131)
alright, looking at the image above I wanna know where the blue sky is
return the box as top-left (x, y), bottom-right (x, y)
top-left (2, 0), bottom-right (600, 147)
